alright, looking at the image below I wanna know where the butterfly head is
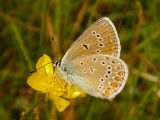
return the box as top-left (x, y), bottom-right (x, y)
top-left (55, 59), bottom-right (61, 67)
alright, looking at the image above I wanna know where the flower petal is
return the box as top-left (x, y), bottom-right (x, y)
top-left (62, 85), bottom-right (86, 98)
top-left (27, 72), bottom-right (48, 93)
top-left (27, 54), bottom-right (54, 93)
top-left (36, 54), bottom-right (53, 74)
top-left (49, 94), bottom-right (70, 112)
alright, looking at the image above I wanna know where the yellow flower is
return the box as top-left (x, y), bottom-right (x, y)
top-left (27, 54), bottom-right (86, 112)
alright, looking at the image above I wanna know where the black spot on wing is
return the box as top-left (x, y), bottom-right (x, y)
top-left (83, 44), bottom-right (89, 50)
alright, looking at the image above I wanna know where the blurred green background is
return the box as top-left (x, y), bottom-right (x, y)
top-left (0, 0), bottom-right (160, 119)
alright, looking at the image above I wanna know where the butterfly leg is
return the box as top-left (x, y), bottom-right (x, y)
top-left (66, 74), bottom-right (72, 99)
top-left (69, 86), bottom-right (72, 99)
top-left (54, 72), bottom-right (61, 88)
top-left (66, 73), bottom-right (72, 86)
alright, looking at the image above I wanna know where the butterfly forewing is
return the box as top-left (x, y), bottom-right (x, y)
top-left (62, 17), bottom-right (121, 64)
top-left (66, 54), bottom-right (128, 100)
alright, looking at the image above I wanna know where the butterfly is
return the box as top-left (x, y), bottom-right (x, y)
top-left (55, 17), bottom-right (128, 100)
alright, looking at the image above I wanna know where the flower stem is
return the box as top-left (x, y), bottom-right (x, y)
top-left (83, 97), bottom-right (93, 120)
top-left (20, 97), bottom-right (44, 120)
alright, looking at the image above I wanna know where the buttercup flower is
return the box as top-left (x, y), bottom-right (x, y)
top-left (27, 54), bottom-right (86, 112)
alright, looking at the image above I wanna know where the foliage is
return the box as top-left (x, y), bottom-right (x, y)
top-left (0, 0), bottom-right (160, 119)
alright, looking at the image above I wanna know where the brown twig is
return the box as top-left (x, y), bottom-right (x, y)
top-left (0, 12), bottom-right (40, 33)
top-left (63, 99), bottom-right (75, 120)
top-left (46, 10), bottom-right (59, 59)
top-left (20, 97), bottom-right (44, 120)
top-left (117, 0), bottom-right (131, 32)
top-left (130, 1), bottom-right (143, 74)
top-left (63, 0), bottom-right (89, 49)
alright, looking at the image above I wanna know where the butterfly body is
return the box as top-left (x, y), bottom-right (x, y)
top-left (57, 17), bottom-right (128, 100)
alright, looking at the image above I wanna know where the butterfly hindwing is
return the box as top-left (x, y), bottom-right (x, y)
top-left (66, 54), bottom-right (128, 100)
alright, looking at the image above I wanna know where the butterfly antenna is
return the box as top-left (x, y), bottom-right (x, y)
top-left (52, 36), bottom-right (61, 60)
top-left (29, 61), bottom-right (54, 74)
top-left (30, 37), bottom-right (60, 74)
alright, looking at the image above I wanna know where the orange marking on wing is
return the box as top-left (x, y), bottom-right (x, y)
top-left (112, 60), bottom-right (116, 64)
top-left (118, 72), bottom-right (122, 76)
top-left (111, 83), bottom-right (117, 89)
top-left (108, 40), bottom-right (112, 44)
top-left (117, 66), bottom-right (121, 70)
top-left (107, 88), bottom-right (111, 91)
top-left (105, 90), bottom-right (110, 95)
top-left (107, 35), bottom-right (110, 38)
top-left (115, 77), bottom-right (120, 82)
top-left (109, 46), bottom-right (114, 51)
